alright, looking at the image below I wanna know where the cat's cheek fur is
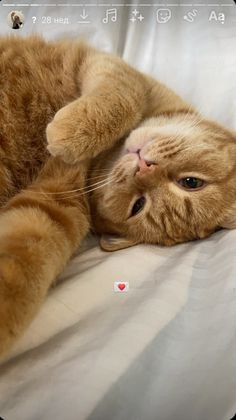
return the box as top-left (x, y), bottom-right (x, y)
top-left (220, 204), bottom-right (236, 229)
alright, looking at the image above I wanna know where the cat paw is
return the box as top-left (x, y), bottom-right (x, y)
top-left (46, 101), bottom-right (98, 164)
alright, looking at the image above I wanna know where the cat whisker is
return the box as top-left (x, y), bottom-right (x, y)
top-left (87, 168), bottom-right (111, 173)
top-left (36, 178), bottom-right (116, 201)
top-left (86, 174), bottom-right (113, 180)
top-left (78, 179), bottom-right (116, 195)
top-left (26, 175), bottom-right (116, 196)
top-left (23, 176), bottom-right (115, 196)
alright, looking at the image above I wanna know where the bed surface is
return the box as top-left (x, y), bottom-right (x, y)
top-left (0, 1), bottom-right (236, 419)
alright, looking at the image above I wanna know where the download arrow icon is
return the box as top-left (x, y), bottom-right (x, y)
top-left (80, 9), bottom-right (88, 20)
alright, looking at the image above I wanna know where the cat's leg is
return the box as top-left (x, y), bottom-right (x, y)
top-left (0, 158), bottom-right (90, 360)
top-left (46, 51), bottom-right (150, 163)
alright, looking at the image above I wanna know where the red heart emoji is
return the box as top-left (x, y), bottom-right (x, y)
top-left (118, 283), bottom-right (126, 291)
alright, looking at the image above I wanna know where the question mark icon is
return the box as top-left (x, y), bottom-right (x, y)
top-left (32, 16), bottom-right (37, 23)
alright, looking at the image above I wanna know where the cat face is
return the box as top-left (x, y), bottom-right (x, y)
top-left (91, 114), bottom-right (236, 251)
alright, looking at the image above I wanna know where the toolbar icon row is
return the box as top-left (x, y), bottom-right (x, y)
top-left (74, 8), bottom-right (226, 25)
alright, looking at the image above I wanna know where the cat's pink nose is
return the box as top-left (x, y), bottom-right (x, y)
top-left (136, 158), bottom-right (155, 175)
top-left (138, 158), bottom-right (149, 172)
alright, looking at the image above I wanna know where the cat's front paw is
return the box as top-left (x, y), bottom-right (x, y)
top-left (46, 101), bottom-right (99, 164)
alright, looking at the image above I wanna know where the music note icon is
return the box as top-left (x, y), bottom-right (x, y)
top-left (102, 8), bottom-right (117, 24)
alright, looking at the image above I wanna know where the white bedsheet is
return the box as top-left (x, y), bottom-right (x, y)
top-left (0, 1), bottom-right (236, 419)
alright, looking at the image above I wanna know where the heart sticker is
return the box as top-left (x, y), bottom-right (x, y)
top-left (114, 281), bottom-right (129, 293)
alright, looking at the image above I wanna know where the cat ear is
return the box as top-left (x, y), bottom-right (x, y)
top-left (221, 204), bottom-right (236, 229)
top-left (100, 235), bottom-right (138, 252)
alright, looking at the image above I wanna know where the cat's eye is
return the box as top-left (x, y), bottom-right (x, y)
top-left (178, 177), bottom-right (205, 190)
top-left (131, 196), bottom-right (146, 217)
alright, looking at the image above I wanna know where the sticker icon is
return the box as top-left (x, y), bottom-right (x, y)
top-left (114, 281), bottom-right (129, 293)
top-left (156, 9), bottom-right (171, 24)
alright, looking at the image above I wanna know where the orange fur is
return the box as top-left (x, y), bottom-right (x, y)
top-left (91, 115), bottom-right (236, 249)
top-left (0, 35), bottom-right (235, 359)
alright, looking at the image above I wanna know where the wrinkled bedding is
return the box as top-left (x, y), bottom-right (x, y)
top-left (0, 1), bottom-right (236, 419)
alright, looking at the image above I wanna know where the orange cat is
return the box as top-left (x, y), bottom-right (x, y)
top-left (0, 36), bottom-right (235, 360)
